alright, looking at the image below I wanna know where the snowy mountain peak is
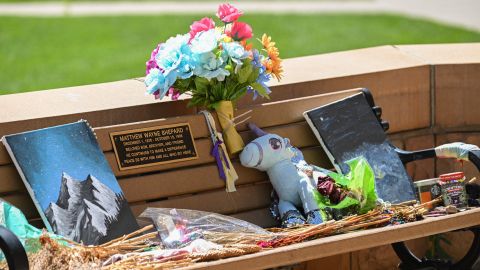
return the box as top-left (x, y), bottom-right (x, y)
top-left (45, 172), bottom-right (130, 245)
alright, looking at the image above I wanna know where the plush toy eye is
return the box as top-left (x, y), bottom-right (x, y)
top-left (269, 138), bottom-right (282, 150)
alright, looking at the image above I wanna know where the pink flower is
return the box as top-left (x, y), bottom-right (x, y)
top-left (168, 87), bottom-right (181, 100)
top-left (189, 17), bottom-right (215, 42)
top-left (226, 21), bottom-right (252, 41)
top-left (216, 3), bottom-right (242, 23)
top-left (146, 44), bottom-right (161, 75)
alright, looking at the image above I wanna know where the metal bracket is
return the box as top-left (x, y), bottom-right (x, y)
top-left (0, 225), bottom-right (29, 270)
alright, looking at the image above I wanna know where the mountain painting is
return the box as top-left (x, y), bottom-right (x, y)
top-left (2, 120), bottom-right (139, 245)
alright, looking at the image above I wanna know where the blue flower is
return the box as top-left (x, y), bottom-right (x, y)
top-left (155, 34), bottom-right (194, 80)
top-left (248, 49), bottom-right (271, 100)
top-left (222, 42), bottom-right (248, 72)
top-left (145, 68), bottom-right (174, 99)
top-left (251, 49), bottom-right (262, 68)
top-left (193, 52), bottom-right (230, 81)
top-left (190, 29), bottom-right (219, 54)
top-left (248, 71), bottom-right (271, 100)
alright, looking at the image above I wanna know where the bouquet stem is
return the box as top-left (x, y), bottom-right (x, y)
top-left (215, 101), bottom-right (245, 155)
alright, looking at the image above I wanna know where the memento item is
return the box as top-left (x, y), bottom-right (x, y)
top-left (110, 123), bottom-right (198, 170)
top-left (200, 111), bottom-right (238, 192)
top-left (439, 172), bottom-right (467, 208)
top-left (414, 178), bottom-right (442, 204)
top-left (2, 120), bottom-right (139, 245)
top-left (139, 208), bottom-right (274, 248)
top-left (303, 92), bottom-right (416, 203)
top-left (144, 3), bottom-right (283, 154)
top-left (240, 123), bottom-right (325, 227)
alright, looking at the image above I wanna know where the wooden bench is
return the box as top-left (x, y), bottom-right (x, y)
top-left (1, 44), bottom-right (480, 269)
top-left (2, 87), bottom-right (480, 269)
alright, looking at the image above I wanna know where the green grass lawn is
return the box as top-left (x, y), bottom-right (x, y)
top-left (1, 13), bottom-right (480, 95)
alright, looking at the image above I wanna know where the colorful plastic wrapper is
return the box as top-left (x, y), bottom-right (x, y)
top-left (0, 200), bottom-right (51, 261)
top-left (140, 208), bottom-right (274, 249)
top-left (314, 157), bottom-right (378, 215)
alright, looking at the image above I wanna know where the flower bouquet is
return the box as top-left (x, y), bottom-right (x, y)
top-left (145, 3), bottom-right (283, 155)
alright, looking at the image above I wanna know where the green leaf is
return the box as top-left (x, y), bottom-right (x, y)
top-left (194, 77), bottom-right (209, 94)
top-left (237, 62), bottom-right (253, 84)
top-left (250, 82), bottom-right (269, 98)
top-left (229, 86), bottom-right (247, 101)
top-left (248, 67), bottom-right (260, 84)
top-left (174, 78), bottom-right (192, 92)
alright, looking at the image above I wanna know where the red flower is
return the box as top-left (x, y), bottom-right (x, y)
top-left (189, 17), bottom-right (215, 42)
top-left (226, 21), bottom-right (252, 41)
top-left (216, 3), bottom-right (242, 23)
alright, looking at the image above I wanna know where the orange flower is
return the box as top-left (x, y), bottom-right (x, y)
top-left (241, 40), bottom-right (253, 51)
top-left (261, 34), bottom-right (283, 81)
top-left (261, 34), bottom-right (275, 50)
top-left (267, 46), bottom-right (280, 60)
top-left (263, 58), bottom-right (283, 81)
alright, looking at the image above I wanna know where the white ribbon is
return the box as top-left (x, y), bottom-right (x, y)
top-left (435, 142), bottom-right (480, 161)
top-left (200, 111), bottom-right (239, 192)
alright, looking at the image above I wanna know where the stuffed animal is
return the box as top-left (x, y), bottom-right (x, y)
top-left (239, 123), bottom-right (324, 227)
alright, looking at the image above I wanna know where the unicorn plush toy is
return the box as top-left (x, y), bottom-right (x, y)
top-left (240, 123), bottom-right (324, 227)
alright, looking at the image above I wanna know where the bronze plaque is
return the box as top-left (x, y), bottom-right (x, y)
top-left (110, 123), bottom-right (198, 170)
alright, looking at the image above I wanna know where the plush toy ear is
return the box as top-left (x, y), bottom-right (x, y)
top-left (248, 123), bottom-right (268, 137)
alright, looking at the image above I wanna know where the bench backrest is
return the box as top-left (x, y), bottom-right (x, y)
top-left (0, 88), bottom-right (364, 228)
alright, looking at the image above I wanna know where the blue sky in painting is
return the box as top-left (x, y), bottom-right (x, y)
top-left (5, 121), bottom-right (121, 211)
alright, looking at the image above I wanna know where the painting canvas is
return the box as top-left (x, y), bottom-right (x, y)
top-left (2, 120), bottom-right (138, 245)
top-left (303, 93), bottom-right (416, 203)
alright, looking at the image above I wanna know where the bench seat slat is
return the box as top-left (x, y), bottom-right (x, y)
top-left (182, 208), bottom-right (480, 270)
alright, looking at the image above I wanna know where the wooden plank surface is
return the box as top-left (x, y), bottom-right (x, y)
top-left (435, 64), bottom-right (480, 129)
top-left (249, 65), bottom-right (431, 134)
top-left (0, 89), bottom-right (360, 167)
top-left (231, 208), bottom-right (278, 229)
top-left (130, 182), bottom-right (273, 217)
top-left (181, 208), bottom-right (480, 270)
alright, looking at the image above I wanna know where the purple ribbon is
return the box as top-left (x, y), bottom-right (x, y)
top-left (212, 139), bottom-right (230, 181)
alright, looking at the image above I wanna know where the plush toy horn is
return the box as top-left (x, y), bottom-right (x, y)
top-left (248, 123), bottom-right (268, 137)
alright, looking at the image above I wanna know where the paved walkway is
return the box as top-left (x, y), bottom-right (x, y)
top-left (0, 0), bottom-right (479, 31)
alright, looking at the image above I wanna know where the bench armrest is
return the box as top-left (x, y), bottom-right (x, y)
top-left (395, 142), bottom-right (480, 172)
top-left (0, 225), bottom-right (29, 270)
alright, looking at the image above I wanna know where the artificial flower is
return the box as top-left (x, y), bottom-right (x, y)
top-left (248, 49), bottom-right (271, 99)
top-left (267, 46), bottom-right (280, 60)
top-left (260, 34), bottom-right (283, 81)
top-left (145, 3), bottom-right (281, 107)
top-left (261, 34), bottom-right (275, 50)
top-left (226, 21), bottom-right (252, 41)
top-left (193, 52), bottom-right (230, 81)
top-left (241, 40), bottom-right (253, 51)
top-left (145, 68), bottom-right (172, 99)
top-left (189, 17), bottom-right (215, 42)
top-left (156, 34), bottom-right (194, 80)
top-left (222, 41), bottom-right (248, 72)
top-left (250, 49), bottom-right (263, 68)
top-left (263, 58), bottom-right (283, 81)
top-left (146, 44), bottom-right (161, 75)
top-left (216, 3), bottom-right (242, 23)
top-left (190, 29), bottom-right (220, 54)
top-left (168, 87), bottom-right (181, 100)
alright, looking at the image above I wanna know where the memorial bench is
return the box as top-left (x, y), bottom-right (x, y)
top-left (1, 44), bottom-right (480, 269)
top-left (1, 87), bottom-right (480, 270)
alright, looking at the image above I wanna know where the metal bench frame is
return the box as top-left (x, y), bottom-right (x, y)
top-left (0, 225), bottom-right (29, 270)
top-left (363, 89), bottom-right (480, 270)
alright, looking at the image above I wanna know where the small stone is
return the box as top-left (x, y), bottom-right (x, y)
top-left (445, 205), bottom-right (458, 214)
